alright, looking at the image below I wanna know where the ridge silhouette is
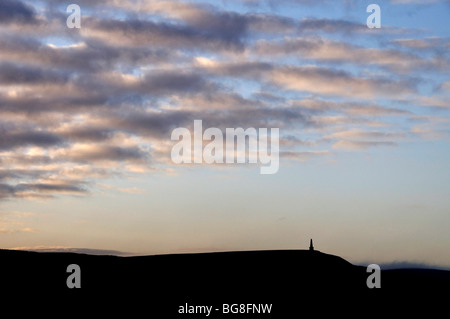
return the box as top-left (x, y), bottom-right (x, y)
top-left (1, 247), bottom-right (448, 315)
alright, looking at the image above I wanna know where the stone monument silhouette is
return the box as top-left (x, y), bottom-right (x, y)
top-left (309, 239), bottom-right (314, 251)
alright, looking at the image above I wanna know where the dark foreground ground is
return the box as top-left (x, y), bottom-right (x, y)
top-left (1, 249), bottom-right (448, 316)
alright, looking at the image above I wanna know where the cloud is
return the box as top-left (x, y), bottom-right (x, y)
top-left (281, 150), bottom-right (332, 161)
top-left (253, 37), bottom-right (442, 73)
top-left (0, 62), bottom-right (69, 84)
top-left (82, 15), bottom-right (247, 52)
top-left (0, 35), bottom-right (177, 74)
top-left (438, 81), bottom-right (450, 92)
top-left (0, 227), bottom-right (37, 234)
top-left (0, 180), bottom-right (88, 200)
top-left (0, 169), bottom-right (55, 182)
top-left (59, 145), bottom-right (149, 163)
top-left (345, 105), bottom-right (410, 116)
top-left (137, 1), bottom-right (297, 34)
top-left (390, 37), bottom-right (450, 55)
top-left (0, 0), bottom-right (448, 201)
top-left (288, 98), bottom-right (410, 116)
top-left (415, 96), bottom-right (450, 109)
top-left (332, 140), bottom-right (397, 150)
top-left (0, 0), bottom-right (39, 25)
top-left (299, 18), bottom-right (368, 34)
top-left (8, 246), bottom-right (132, 256)
top-left (198, 60), bottom-right (416, 98)
top-left (379, 261), bottom-right (450, 271)
top-left (0, 129), bottom-right (64, 150)
top-left (325, 129), bottom-right (404, 150)
top-left (326, 129), bottom-right (406, 140)
top-left (17, 182), bottom-right (87, 194)
top-left (270, 66), bottom-right (414, 98)
top-left (57, 127), bottom-right (115, 142)
top-left (391, 38), bottom-right (433, 49)
top-left (139, 70), bottom-right (211, 94)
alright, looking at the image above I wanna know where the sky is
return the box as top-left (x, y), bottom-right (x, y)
top-left (0, 0), bottom-right (449, 268)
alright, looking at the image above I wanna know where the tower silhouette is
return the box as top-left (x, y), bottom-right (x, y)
top-left (309, 239), bottom-right (314, 251)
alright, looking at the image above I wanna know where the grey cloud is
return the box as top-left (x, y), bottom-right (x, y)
top-left (345, 104), bottom-right (411, 116)
top-left (59, 128), bottom-right (115, 142)
top-left (299, 18), bottom-right (368, 34)
top-left (280, 135), bottom-right (316, 147)
top-left (63, 146), bottom-right (149, 163)
top-left (55, 70), bottom-right (212, 108)
top-left (437, 81), bottom-right (450, 92)
top-left (84, 16), bottom-right (247, 52)
top-left (280, 150), bottom-right (331, 161)
top-left (181, 9), bottom-right (249, 43)
top-left (270, 65), bottom-right (416, 98)
top-left (0, 169), bottom-right (54, 181)
top-left (0, 91), bottom-right (109, 114)
top-left (11, 247), bottom-right (132, 256)
top-left (140, 71), bottom-right (211, 94)
top-left (46, 0), bottom-right (295, 40)
top-left (0, 129), bottom-right (64, 150)
top-left (323, 129), bottom-right (406, 151)
top-left (0, 0), bottom-right (447, 201)
top-left (203, 106), bottom-right (312, 129)
top-left (253, 37), bottom-right (430, 73)
top-left (0, 181), bottom-right (87, 200)
top-left (391, 38), bottom-right (434, 50)
top-left (179, 8), bottom-right (297, 37)
top-left (0, 184), bottom-right (16, 199)
top-left (17, 182), bottom-right (87, 194)
top-left (114, 111), bottom-right (194, 138)
top-left (200, 60), bottom-right (416, 98)
top-left (0, 62), bottom-right (69, 84)
top-left (52, 41), bottom-right (178, 73)
top-left (298, 17), bottom-right (413, 35)
top-left (1, 155), bottom-right (53, 166)
top-left (207, 61), bottom-right (274, 78)
top-left (0, 34), bottom-right (177, 73)
top-left (111, 89), bottom-right (306, 137)
top-left (252, 92), bottom-right (286, 104)
top-left (290, 98), bottom-right (411, 116)
top-left (379, 261), bottom-right (450, 271)
top-left (0, 33), bottom-right (41, 53)
top-left (246, 14), bottom-right (297, 33)
top-left (390, 37), bottom-right (450, 56)
top-left (116, 105), bottom-right (312, 138)
top-left (0, 0), bottom-right (38, 25)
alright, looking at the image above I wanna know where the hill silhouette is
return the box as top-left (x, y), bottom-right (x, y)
top-left (1, 248), bottom-right (448, 315)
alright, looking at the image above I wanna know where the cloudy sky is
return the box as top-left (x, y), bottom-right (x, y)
top-left (0, 0), bottom-right (449, 267)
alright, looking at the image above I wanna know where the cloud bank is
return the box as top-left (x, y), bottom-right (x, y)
top-left (0, 0), bottom-right (449, 200)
